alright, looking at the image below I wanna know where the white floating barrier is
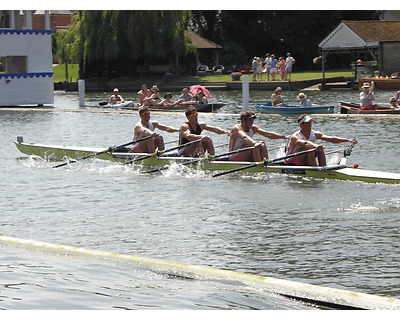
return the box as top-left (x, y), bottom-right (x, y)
top-left (1, 235), bottom-right (400, 310)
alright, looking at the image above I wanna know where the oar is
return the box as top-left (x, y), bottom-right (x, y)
top-left (344, 142), bottom-right (355, 157)
top-left (165, 139), bottom-right (179, 145)
top-left (144, 146), bottom-right (256, 174)
top-left (122, 138), bottom-right (204, 165)
top-left (213, 147), bottom-right (318, 177)
top-left (99, 102), bottom-right (108, 106)
top-left (52, 135), bottom-right (154, 168)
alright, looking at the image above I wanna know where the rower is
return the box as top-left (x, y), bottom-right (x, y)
top-left (178, 106), bottom-right (229, 157)
top-left (131, 106), bottom-right (179, 153)
top-left (109, 88), bottom-right (125, 105)
top-left (285, 114), bottom-right (358, 166)
top-left (228, 110), bottom-right (288, 162)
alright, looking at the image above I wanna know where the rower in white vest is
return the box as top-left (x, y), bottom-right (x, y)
top-left (285, 114), bottom-right (358, 166)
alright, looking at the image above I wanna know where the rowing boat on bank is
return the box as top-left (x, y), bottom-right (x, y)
top-left (340, 102), bottom-right (400, 114)
top-left (255, 103), bottom-right (334, 114)
top-left (14, 137), bottom-right (400, 184)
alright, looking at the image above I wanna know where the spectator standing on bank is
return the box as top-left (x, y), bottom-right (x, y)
top-left (285, 53), bottom-right (296, 81)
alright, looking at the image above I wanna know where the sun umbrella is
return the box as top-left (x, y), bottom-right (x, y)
top-left (190, 85), bottom-right (210, 98)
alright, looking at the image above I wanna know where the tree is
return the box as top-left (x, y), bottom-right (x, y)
top-left (190, 10), bottom-right (379, 70)
top-left (56, 10), bottom-right (191, 78)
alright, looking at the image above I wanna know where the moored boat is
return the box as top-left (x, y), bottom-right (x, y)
top-left (99, 102), bottom-right (225, 112)
top-left (106, 101), bottom-right (135, 108)
top-left (255, 103), bottom-right (334, 114)
top-left (340, 102), bottom-right (400, 114)
top-left (358, 77), bottom-right (400, 90)
top-left (14, 137), bottom-right (400, 184)
top-left (149, 103), bottom-right (225, 113)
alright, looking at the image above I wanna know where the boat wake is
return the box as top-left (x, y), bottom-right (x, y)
top-left (343, 198), bottom-right (400, 214)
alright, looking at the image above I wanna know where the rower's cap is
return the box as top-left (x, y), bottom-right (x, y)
top-left (241, 111), bottom-right (257, 120)
top-left (298, 115), bottom-right (313, 124)
top-left (113, 88), bottom-right (119, 92)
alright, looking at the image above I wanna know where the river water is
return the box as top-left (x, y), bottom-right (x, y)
top-left (1, 87), bottom-right (400, 310)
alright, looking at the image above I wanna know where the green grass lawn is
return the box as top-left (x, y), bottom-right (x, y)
top-left (53, 64), bottom-right (80, 82)
top-left (52, 64), bottom-right (353, 82)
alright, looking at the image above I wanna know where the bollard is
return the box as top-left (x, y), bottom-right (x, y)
top-left (78, 79), bottom-right (85, 107)
top-left (242, 75), bottom-right (249, 111)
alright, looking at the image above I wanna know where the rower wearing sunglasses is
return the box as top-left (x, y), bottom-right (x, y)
top-left (131, 106), bottom-right (179, 153)
top-left (179, 106), bottom-right (229, 157)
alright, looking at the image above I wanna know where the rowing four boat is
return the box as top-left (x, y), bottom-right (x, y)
top-left (14, 137), bottom-right (400, 184)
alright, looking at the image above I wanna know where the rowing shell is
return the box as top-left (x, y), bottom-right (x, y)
top-left (14, 137), bottom-right (400, 184)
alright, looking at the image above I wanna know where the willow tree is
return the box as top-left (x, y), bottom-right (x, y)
top-left (54, 15), bottom-right (81, 80)
top-left (56, 10), bottom-right (191, 78)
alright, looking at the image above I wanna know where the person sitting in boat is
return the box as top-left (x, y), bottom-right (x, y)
top-left (396, 90), bottom-right (400, 105)
top-left (193, 90), bottom-right (208, 105)
top-left (228, 111), bottom-right (288, 162)
top-left (298, 93), bottom-right (312, 107)
top-left (158, 93), bottom-right (177, 108)
top-left (175, 88), bottom-right (195, 106)
top-left (271, 87), bottom-right (284, 107)
top-left (360, 83), bottom-right (378, 110)
top-left (109, 88), bottom-right (125, 105)
top-left (131, 106), bottom-right (179, 153)
top-left (178, 106), bottom-right (229, 157)
top-left (142, 85), bottom-right (161, 107)
top-left (285, 114), bottom-right (358, 167)
top-left (138, 84), bottom-right (151, 106)
top-left (389, 97), bottom-right (400, 110)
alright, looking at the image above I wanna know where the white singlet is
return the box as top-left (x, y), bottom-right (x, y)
top-left (228, 128), bottom-right (254, 159)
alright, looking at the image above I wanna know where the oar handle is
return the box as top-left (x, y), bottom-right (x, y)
top-left (213, 147), bottom-right (318, 178)
top-left (264, 147), bottom-right (318, 165)
top-left (123, 138), bottom-right (204, 165)
top-left (144, 145), bottom-right (256, 173)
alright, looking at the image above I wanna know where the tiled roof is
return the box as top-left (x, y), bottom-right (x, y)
top-left (185, 30), bottom-right (222, 49)
top-left (343, 20), bottom-right (400, 42)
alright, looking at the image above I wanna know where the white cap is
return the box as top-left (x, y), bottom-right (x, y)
top-left (298, 115), bottom-right (313, 124)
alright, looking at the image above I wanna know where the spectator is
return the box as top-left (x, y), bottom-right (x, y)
top-left (285, 53), bottom-right (296, 81)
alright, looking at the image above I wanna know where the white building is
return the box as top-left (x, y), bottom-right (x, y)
top-left (0, 10), bottom-right (53, 106)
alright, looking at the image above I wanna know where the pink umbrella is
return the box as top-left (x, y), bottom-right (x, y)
top-left (190, 85), bottom-right (210, 98)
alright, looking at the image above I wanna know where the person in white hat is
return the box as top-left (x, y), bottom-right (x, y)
top-left (285, 114), bottom-right (357, 166)
top-left (298, 92), bottom-right (312, 107)
top-left (360, 82), bottom-right (378, 110)
top-left (142, 85), bottom-right (161, 106)
top-left (109, 88), bottom-right (125, 105)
